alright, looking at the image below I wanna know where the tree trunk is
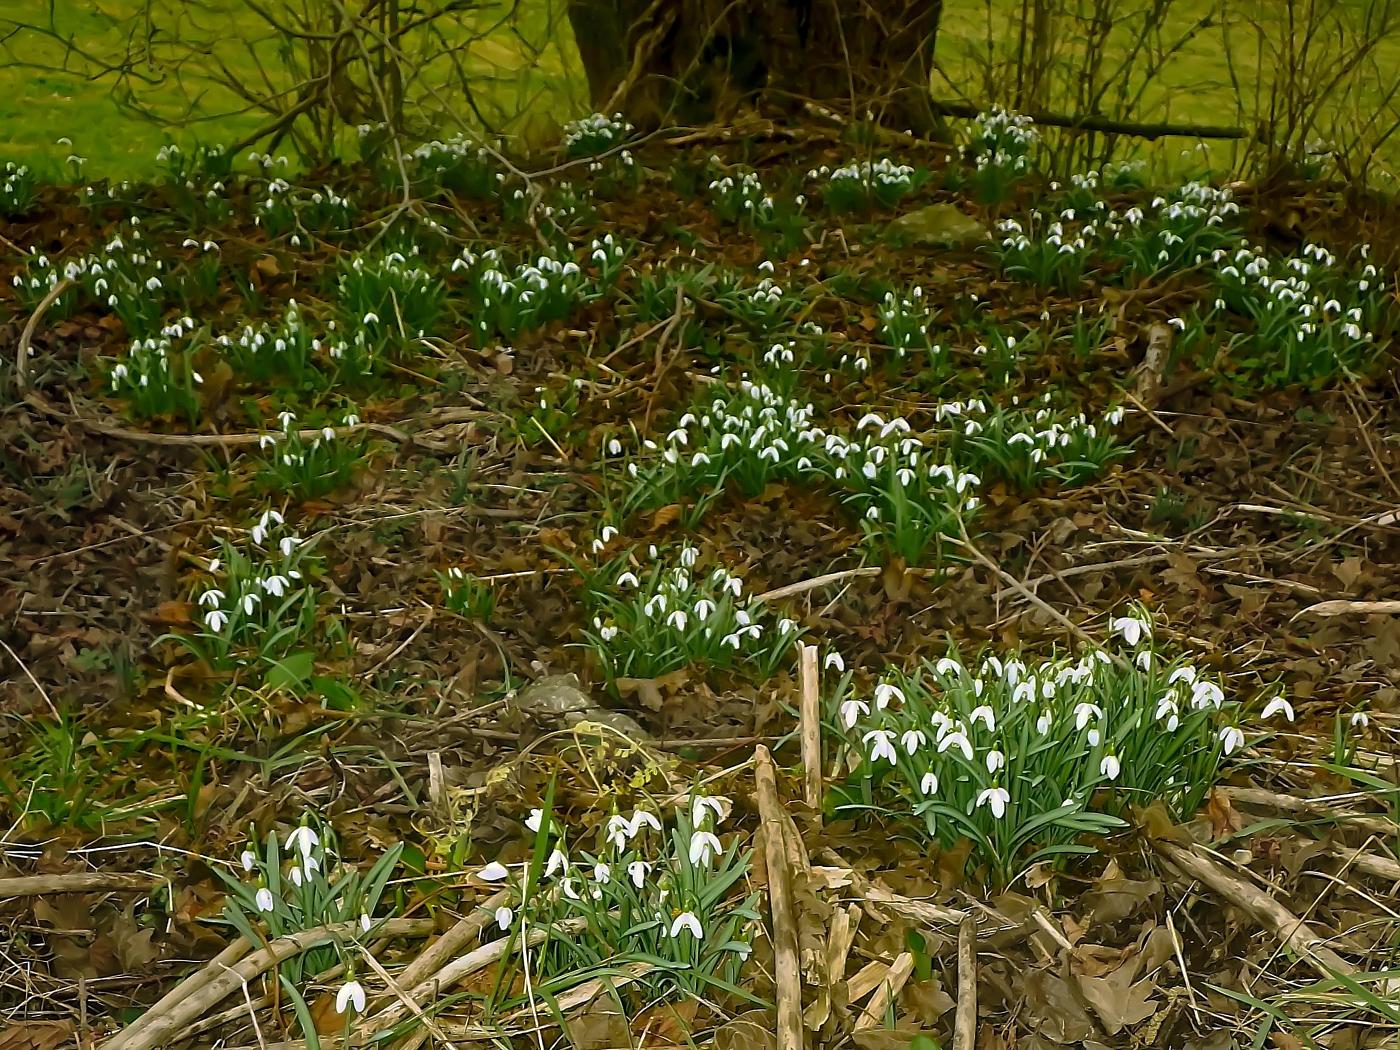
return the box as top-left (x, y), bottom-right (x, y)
top-left (566, 0), bottom-right (943, 135)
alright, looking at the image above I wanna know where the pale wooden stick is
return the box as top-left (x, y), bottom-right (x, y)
top-left (1154, 840), bottom-right (1357, 978)
top-left (755, 745), bottom-right (806, 1050)
top-left (953, 915), bottom-right (978, 1050)
top-left (392, 890), bottom-right (508, 993)
top-left (1294, 599), bottom-right (1400, 619)
top-left (103, 938), bottom-right (252, 1050)
top-left (0, 872), bottom-right (157, 897)
top-left (1220, 786), bottom-right (1396, 838)
top-left (853, 952), bottom-right (914, 1031)
top-left (798, 644), bottom-right (822, 818)
top-left (106, 918), bottom-right (434, 1050)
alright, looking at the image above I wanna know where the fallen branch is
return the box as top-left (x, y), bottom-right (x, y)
top-left (853, 952), bottom-right (914, 1031)
top-left (798, 644), bottom-right (823, 818)
top-left (953, 915), bottom-right (978, 1050)
top-left (755, 745), bottom-right (806, 1050)
top-left (1293, 599), bottom-right (1400, 620)
top-left (0, 872), bottom-right (158, 897)
top-left (1220, 786), bottom-right (1397, 838)
top-left (13, 277), bottom-right (73, 393)
top-left (1153, 840), bottom-right (1357, 979)
top-left (931, 99), bottom-right (1248, 141)
top-left (103, 938), bottom-right (253, 1050)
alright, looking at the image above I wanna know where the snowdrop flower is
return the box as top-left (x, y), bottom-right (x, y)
top-left (336, 980), bottom-right (366, 1014)
top-left (1191, 681), bottom-right (1225, 710)
top-left (689, 831), bottom-right (723, 867)
top-left (1261, 696), bottom-right (1294, 722)
top-left (593, 862), bottom-right (611, 883)
top-left (1351, 711), bottom-right (1370, 729)
top-left (199, 588), bottom-right (224, 608)
top-left (935, 657), bottom-right (962, 676)
top-left (261, 575), bottom-right (289, 598)
top-left (874, 682), bottom-right (905, 709)
top-left (279, 536), bottom-right (300, 558)
top-left (544, 849), bottom-right (569, 877)
top-left (969, 705), bottom-right (995, 732)
top-left (255, 887), bottom-right (275, 912)
top-left (840, 698), bottom-right (869, 728)
top-left (985, 749), bottom-right (1005, 774)
top-left (937, 730), bottom-right (973, 762)
top-left (240, 850), bottom-right (256, 872)
top-left (976, 787), bottom-right (1010, 819)
top-left (1100, 754), bottom-right (1121, 780)
top-left (495, 906), bottom-right (514, 930)
top-left (1219, 725), bottom-right (1245, 755)
top-left (290, 866), bottom-right (305, 887)
top-left (1073, 703), bottom-right (1103, 731)
top-left (617, 571), bottom-right (640, 588)
top-left (864, 729), bottom-right (898, 765)
top-left (1087, 728), bottom-right (1101, 747)
top-left (477, 861), bottom-right (510, 882)
top-left (670, 912), bottom-right (703, 939)
top-left (204, 609), bottom-right (229, 632)
top-left (824, 651), bottom-right (845, 672)
top-left (628, 861), bottom-right (651, 887)
top-left (1036, 711), bottom-right (1052, 735)
top-left (525, 808), bottom-right (544, 833)
top-left (606, 814), bottom-right (631, 850)
top-left (901, 729), bottom-right (926, 755)
top-left (1168, 666), bottom-right (1197, 686)
top-left (691, 795), bottom-right (725, 827)
top-left (286, 825), bottom-right (319, 859)
top-left (920, 771), bottom-right (939, 796)
top-left (1136, 650), bottom-right (1153, 671)
top-left (1111, 615), bottom-right (1150, 646)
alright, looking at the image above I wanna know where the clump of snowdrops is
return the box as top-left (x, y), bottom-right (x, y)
top-left (825, 607), bottom-right (1270, 887)
top-left (576, 540), bottom-right (802, 690)
top-left (475, 793), bottom-right (757, 1009)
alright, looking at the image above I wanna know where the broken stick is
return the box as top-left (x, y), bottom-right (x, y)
top-left (755, 745), bottom-right (806, 1050)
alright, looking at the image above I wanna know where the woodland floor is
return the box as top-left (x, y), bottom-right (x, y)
top-left (3, 125), bottom-right (1400, 1050)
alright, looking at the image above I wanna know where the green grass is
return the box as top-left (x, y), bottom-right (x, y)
top-left (0, 0), bottom-right (584, 178)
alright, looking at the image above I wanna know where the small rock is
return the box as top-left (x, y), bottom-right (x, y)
top-left (509, 673), bottom-right (651, 741)
top-left (888, 203), bottom-right (988, 248)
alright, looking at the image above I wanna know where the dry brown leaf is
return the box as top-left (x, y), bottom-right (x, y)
top-left (0, 1021), bottom-right (77, 1050)
top-left (649, 504), bottom-right (682, 531)
top-left (713, 1009), bottom-right (777, 1050)
top-left (1206, 788), bottom-right (1244, 840)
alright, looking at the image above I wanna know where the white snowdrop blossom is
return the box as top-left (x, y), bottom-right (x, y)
top-left (976, 786), bottom-right (1010, 819)
top-left (336, 980), bottom-right (366, 1014)
top-left (1261, 696), bottom-right (1294, 722)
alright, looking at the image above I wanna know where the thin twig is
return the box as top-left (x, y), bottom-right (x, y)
top-left (13, 277), bottom-right (73, 394)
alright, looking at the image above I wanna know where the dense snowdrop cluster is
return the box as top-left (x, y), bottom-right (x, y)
top-left (821, 411), bottom-right (982, 565)
top-left (562, 112), bottom-right (635, 158)
top-left (437, 566), bottom-right (496, 620)
top-left (708, 168), bottom-right (776, 225)
top-left (879, 285), bottom-right (937, 357)
top-left (1210, 241), bottom-right (1384, 383)
top-left (408, 134), bottom-right (498, 196)
top-left (994, 179), bottom-right (1242, 286)
top-left (616, 377), bottom-right (825, 521)
top-left (581, 542), bottom-right (801, 686)
top-left (216, 299), bottom-right (321, 380)
top-left (941, 395), bottom-right (1132, 489)
top-left (812, 157), bottom-right (924, 210)
top-left (827, 608), bottom-right (1256, 885)
top-left (1, 160), bottom-right (38, 215)
top-left (967, 106), bottom-right (1039, 200)
top-left (108, 317), bottom-right (203, 420)
top-left (451, 245), bottom-right (586, 344)
top-left (477, 798), bottom-right (755, 1003)
top-left (338, 247), bottom-right (445, 349)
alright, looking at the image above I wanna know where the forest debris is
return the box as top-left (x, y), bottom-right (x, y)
top-left (1152, 839), bottom-right (1357, 979)
top-left (953, 915), bottom-right (978, 1050)
top-left (798, 643), bottom-right (822, 817)
top-left (1133, 322), bottom-right (1174, 406)
top-left (754, 745), bottom-right (806, 1050)
top-left (853, 953), bottom-right (914, 1031)
top-left (1293, 599), bottom-right (1400, 619)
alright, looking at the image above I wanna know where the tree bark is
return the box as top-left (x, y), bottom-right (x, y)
top-left (565, 0), bottom-right (943, 135)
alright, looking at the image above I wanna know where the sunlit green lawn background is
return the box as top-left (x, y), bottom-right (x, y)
top-left (2, 0), bottom-right (1398, 178)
